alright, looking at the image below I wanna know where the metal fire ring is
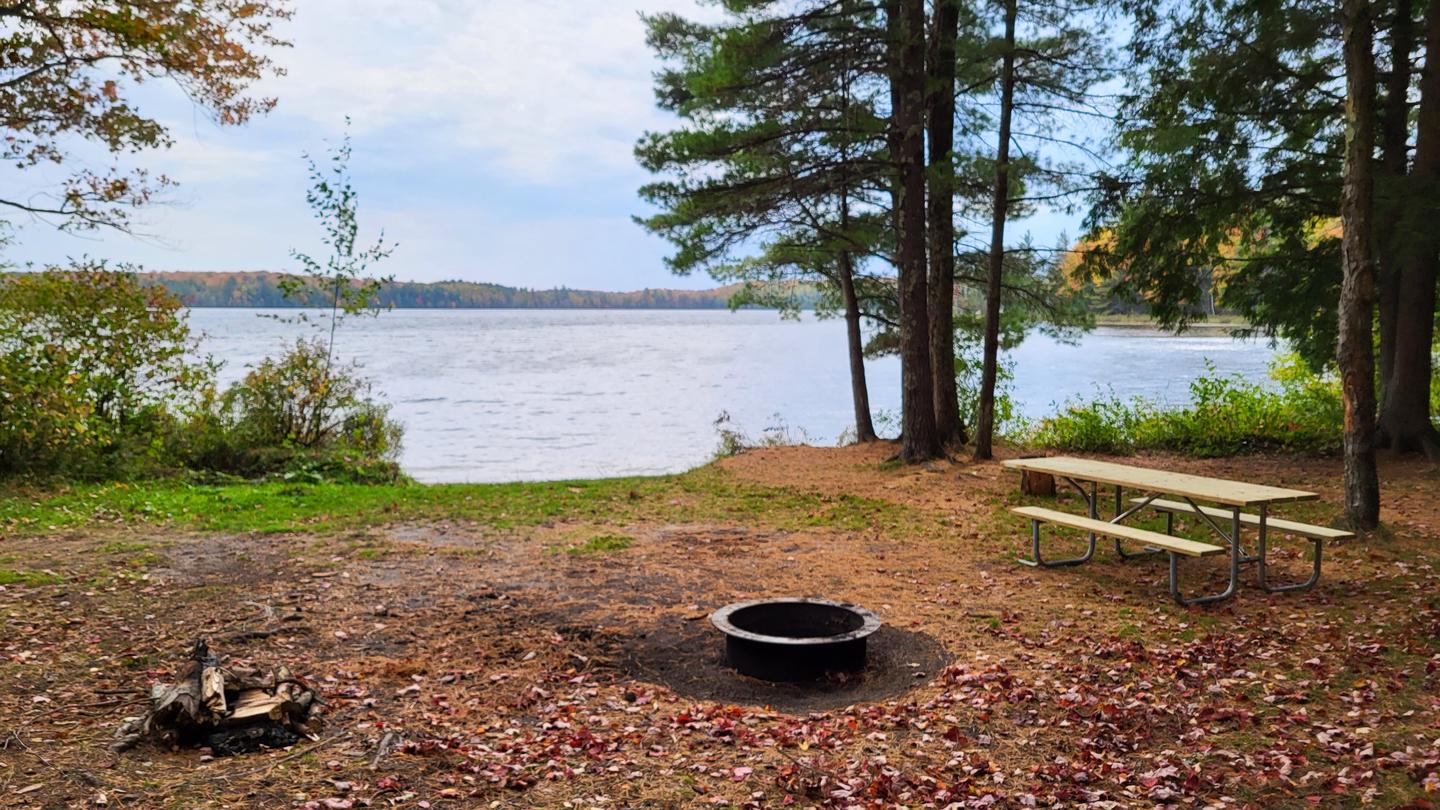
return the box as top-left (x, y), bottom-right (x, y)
top-left (710, 597), bottom-right (882, 645)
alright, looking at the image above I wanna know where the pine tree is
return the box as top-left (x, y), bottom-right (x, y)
top-left (637, 0), bottom-right (893, 444)
top-left (1091, 0), bottom-right (1439, 459)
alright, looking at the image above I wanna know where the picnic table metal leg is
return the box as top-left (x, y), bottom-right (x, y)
top-left (1254, 505), bottom-right (1324, 593)
top-left (1060, 477), bottom-right (1101, 548)
top-left (1112, 486), bottom-right (1166, 561)
top-left (1168, 507), bottom-right (1241, 606)
top-left (1182, 497), bottom-right (1258, 561)
top-left (1087, 480), bottom-right (1098, 546)
top-left (1017, 518), bottom-right (1097, 568)
top-left (1256, 505), bottom-right (1269, 586)
top-left (1111, 485), bottom-right (1126, 558)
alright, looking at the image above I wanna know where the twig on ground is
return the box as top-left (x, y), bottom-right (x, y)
top-left (5, 730), bottom-right (102, 788)
top-left (370, 730), bottom-right (400, 770)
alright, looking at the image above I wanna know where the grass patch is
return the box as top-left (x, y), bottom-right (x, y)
top-left (0, 465), bottom-right (918, 538)
top-left (0, 568), bottom-right (62, 586)
top-left (562, 534), bottom-right (633, 556)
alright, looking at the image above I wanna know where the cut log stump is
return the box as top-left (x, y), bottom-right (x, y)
top-left (1018, 455), bottom-right (1056, 497)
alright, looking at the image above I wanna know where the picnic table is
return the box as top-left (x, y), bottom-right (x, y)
top-left (1000, 456), bottom-right (1354, 606)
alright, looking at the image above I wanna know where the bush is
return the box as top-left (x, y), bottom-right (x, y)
top-left (0, 268), bottom-right (403, 483)
top-left (1027, 356), bottom-right (1344, 456)
top-left (182, 338), bottom-right (404, 483)
top-left (0, 264), bottom-right (212, 478)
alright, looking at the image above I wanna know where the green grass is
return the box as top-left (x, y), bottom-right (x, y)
top-left (0, 466), bottom-right (916, 538)
top-left (562, 534), bottom-right (633, 556)
top-left (0, 568), bottom-right (63, 586)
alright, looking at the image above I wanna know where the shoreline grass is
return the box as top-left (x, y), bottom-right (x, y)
top-left (0, 465), bottom-right (916, 538)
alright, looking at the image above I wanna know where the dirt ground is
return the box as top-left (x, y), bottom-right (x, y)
top-left (1, 445), bottom-right (1437, 808)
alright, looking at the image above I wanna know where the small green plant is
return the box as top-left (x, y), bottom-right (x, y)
top-left (711, 411), bottom-right (809, 458)
top-left (712, 411), bottom-right (748, 458)
top-left (279, 120), bottom-right (396, 364)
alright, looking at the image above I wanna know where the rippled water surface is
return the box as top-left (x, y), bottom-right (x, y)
top-left (189, 309), bottom-right (1279, 483)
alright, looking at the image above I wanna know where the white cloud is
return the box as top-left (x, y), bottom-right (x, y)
top-left (7, 0), bottom-right (723, 287)
top-left (271, 0), bottom-right (706, 183)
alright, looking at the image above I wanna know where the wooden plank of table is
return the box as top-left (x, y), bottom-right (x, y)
top-left (1000, 456), bottom-right (1317, 507)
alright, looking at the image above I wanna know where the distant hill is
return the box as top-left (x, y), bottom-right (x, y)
top-left (141, 271), bottom-right (768, 310)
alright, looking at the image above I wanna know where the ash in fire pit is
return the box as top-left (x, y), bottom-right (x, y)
top-left (711, 598), bottom-right (881, 682)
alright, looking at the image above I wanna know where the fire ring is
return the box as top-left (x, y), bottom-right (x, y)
top-left (710, 598), bottom-right (882, 682)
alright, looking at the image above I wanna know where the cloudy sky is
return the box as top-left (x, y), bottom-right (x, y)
top-left (9, 0), bottom-right (1076, 291)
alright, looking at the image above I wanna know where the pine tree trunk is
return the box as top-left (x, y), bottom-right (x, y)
top-left (1375, 0), bottom-right (1413, 412)
top-left (974, 0), bottom-right (1017, 461)
top-left (1378, 0), bottom-right (1440, 459)
top-left (1339, 0), bottom-right (1382, 529)
top-left (835, 19), bottom-right (875, 445)
top-left (888, 0), bottom-right (941, 462)
top-left (838, 251), bottom-right (878, 442)
top-left (927, 0), bottom-right (965, 448)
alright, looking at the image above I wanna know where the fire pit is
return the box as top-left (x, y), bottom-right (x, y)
top-left (710, 598), bottom-right (882, 682)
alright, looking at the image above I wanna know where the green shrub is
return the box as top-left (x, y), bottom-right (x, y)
top-left (1027, 356), bottom-right (1344, 456)
top-left (0, 264), bottom-right (213, 478)
top-left (180, 338), bottom-right (404, 483)
top-left (1029, 391), bottom-right (1146, 453)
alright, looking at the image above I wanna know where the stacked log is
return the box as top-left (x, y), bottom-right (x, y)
top-left (112, 640), bottom-right (320, 756)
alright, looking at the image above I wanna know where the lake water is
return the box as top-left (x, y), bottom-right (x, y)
top-left (188, 309), bottom-right (1281, 483)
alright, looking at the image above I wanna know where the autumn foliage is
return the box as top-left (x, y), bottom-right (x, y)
top-left (0, 0), bottom-right (291, 233)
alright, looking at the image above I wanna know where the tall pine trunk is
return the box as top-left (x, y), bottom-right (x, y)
top-left (1339, 0), bottom-right (1382, 529)
top-left (888, 0), bottom-right (941, 462)
top-left (1375, 0), bottom-right (1413, 408)
top-left (837, 29), bottom-right (876, 445)
top-left (974, 0), bottom-right (1017, 460)
top-left (1378, 0), bottom-right (1440, 459)
top-left (927, 0), bottom-right (965, 448)
top-left (838, 249), bottom-right (878, 442)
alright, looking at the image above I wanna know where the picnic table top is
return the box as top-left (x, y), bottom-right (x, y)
top-left (1001, 455), bottom-right (1318, 507)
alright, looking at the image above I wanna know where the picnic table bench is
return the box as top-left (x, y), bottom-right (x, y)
top-left (1000, 456), bottom-right (1354, 606)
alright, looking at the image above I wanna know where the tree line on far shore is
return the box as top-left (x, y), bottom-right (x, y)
top-left (138, 272), bottom-right (772, 310)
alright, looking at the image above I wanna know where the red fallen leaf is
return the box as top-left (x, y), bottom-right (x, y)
top-left (732, 766), bottom-right (753, 781)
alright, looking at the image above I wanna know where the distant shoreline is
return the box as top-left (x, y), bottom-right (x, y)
top-left (1094, 315), bottom-right (1246, 331)
top-left (141, 271), bottom-right (799, 310)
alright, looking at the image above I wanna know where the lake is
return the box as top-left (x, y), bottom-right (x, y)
top-left (188, 309), bottom-right (1281, 483)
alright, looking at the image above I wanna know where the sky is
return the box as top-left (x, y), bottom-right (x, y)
top-left (7, 0), bottom-right (1081, 292)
